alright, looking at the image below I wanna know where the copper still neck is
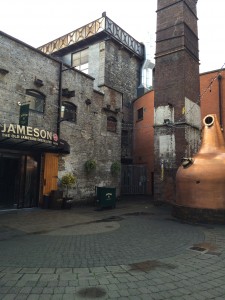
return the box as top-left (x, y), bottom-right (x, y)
top-left (199, 114), bottom-right (225, 154)
top-left (175, 114), bottom-right (225, 213)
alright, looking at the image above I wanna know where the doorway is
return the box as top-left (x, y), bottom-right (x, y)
top-left (0, 154), bottom-right (20, 209)
top-left (121, 164), bottom-right (147, 195)
top-left (0, 152), bottom-right (40, 209)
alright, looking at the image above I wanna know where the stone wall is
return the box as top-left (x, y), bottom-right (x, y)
top-left (0, 32), bottom-right (58, 132)
top-left (104, 40), bottom-right (141, 121)
top-left (58, 68), bottom-right (122, 201)
top-left (0, 32), bottom-right (122, 203)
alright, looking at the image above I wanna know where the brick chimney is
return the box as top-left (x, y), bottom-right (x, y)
top-left (154, 0), bottom-right (201, 203)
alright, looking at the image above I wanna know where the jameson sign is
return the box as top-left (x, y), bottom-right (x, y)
top-left (19, 104), bottom-right (29, 126)
top-left (0, 124), bottom-right (59, 146)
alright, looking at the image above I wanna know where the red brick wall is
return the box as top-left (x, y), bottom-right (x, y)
top-left (132, 69), bottom-right (225, 197)
top-left (200, 70), bottom-right (225, 131)
top-left (133, 90), bottom-right (154, 195)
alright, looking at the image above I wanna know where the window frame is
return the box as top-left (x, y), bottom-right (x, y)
top-left (107, 116), bottom-right (117, 133)
top-left (25, 89), bottom-right (46, 114)
top-left (72, 48), bottom-right (89, 74)
top-left (137, 107), bottom-right (144, 121)
top-left (61, 101), bottom-right (77, 123)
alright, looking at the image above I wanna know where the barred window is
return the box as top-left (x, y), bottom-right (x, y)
top-left (107, 116), bottom-right (117, 132)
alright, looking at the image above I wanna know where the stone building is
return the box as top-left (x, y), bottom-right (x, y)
top-left (38, 13), bottom-right (149, 197)
top-left (0, 12), bottom-right (146, 209)
top-left (38, 12), bottom-right (146, 165)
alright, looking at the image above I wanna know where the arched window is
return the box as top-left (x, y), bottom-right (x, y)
top-left (107, 116), bottom-right (117, 132)
top-left (61, 102), bottom-right (77, 123)
top-left (25, 89), bottom-right (46, 113)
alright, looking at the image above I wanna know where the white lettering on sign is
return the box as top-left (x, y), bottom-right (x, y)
top-left (0, 123), bottom-right (58, 145)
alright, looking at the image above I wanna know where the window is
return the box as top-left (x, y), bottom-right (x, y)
top-left (107, 116), bottom-right (117, 132)
top-left (61, 102), bottom-right (77, 123)
top-left (122, 130), bottom-right (129, 146)
top-left (137, 107), bottom-right (144, 121)
top-left (25, 89), bottom-right (45, 113)
top-left (72, 48), bottom-right (88, 74)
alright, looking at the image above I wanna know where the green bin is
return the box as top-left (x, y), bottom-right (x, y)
top-left (96, 187), bottom-right (116, 209)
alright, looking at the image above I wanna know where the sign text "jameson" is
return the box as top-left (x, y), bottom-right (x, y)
top-left (0, 124), bottom-right (57, 143)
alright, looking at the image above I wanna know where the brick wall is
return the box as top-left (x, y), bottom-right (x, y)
top-left (154, 0), bottom-right (200, 203)
top-left (133, 90), bottom-right (154, 194)
top-left (200, 70), bottom-right (225, 131)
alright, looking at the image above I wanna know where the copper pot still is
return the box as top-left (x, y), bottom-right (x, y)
top-left (175, 114), bottom-right (225, 210)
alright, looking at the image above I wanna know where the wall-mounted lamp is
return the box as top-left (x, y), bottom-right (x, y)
top-left (34, 77), bottom-right (44, 87)
top-left (164, 119), bottom-right (171, 125)
top-left (17, 101), bottom-right (30, 106)
top-left (0, 68), bottom-right (9, 75)
top-left (85, 99), bottom-right (91, 105)
top-left (62, 88), bottom-right (75, 98)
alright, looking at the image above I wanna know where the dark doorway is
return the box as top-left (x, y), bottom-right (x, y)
top-left (0, 152), bottom-right (40, 209)
top-left (0, 155), bottom-right (20, 209)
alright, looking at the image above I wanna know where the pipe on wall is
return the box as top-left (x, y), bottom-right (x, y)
top-left (218, 74), bottom-right (223, 129)
top-left (57, 62), bottom-right (63, 138)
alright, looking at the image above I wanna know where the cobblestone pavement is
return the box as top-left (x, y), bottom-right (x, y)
top-left (0, 197), bottom-right (225, 299)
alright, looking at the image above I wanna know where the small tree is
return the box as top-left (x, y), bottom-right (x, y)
top-left (84, 159), bottom-right (97, 174)
top-left (111, 161), bottom-right (121, 176)
top-left (61, 173), bottom-right (76, 198)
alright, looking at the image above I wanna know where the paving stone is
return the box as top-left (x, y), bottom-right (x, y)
top-left (0, 202), bottom-right (225, 299)
top-left (26, 295), bottom-right (40, 300)
top-left (19, 269), bottom-right (38, 274)
top-left (42, 287), bottom-right (54, 294)
top-left (1, 295), bottom-right (17, 300)
top-left (3, 268), bottom-right (22, 274)
top-left (39, 274), bottom-right (58, 281)
top-left (38, 268), bottom-right (55, 274)
top-left (58, 273), bottom-right (77, 281)
top-left (19, 287), bottom-right (32, 294)
top-left (53, 287), bottom-right (65, 294)
top-left (20, 274), bottom-right (41, 282)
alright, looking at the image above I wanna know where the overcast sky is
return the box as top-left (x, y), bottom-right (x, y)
top-left (0, 0), bottom-right (224, 73)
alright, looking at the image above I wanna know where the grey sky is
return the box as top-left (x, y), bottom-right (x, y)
top-left (0, 0), bottom-right (224, 73)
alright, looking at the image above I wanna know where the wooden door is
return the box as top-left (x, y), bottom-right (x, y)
top-left (43, 153), bottom-right (59, 195)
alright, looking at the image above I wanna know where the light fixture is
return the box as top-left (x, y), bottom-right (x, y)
top-left (17, 101), bottom-right (30, 106)
top-left (85, 99), bottom-right (91, 105)
top-left (164, 119), bottom-right (171, 124)
top-left (34, 77), bottom-right (44, 87)
top-left (0, 68), bottom-right (9, 75)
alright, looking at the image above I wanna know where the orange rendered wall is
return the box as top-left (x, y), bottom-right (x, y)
top-left (133, 90), bottom-right (154, 195)
top-left (200, 70), bottom-right (225, 131)
top-left (133, 70), bottom-right (225, 196)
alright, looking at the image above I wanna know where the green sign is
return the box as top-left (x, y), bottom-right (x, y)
top-left (19, 104), bottom-right (29, 126)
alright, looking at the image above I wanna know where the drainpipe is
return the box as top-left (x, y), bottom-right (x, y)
top-left (218, 74), bottom-right (223, 129)
top-left (57, 62), bottom-right (63, 139)
top-left (137, 44), bottom-right (147, 98)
